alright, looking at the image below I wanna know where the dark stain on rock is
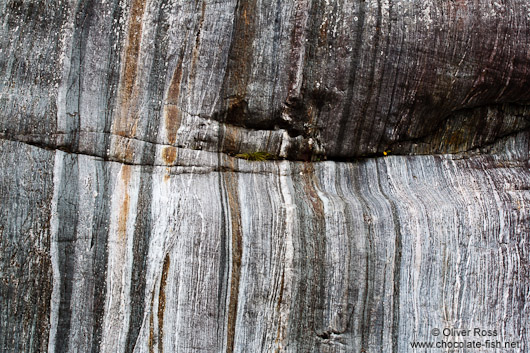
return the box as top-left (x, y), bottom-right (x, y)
top-left (190, 1), bottom-right (206, 77)
top-left (287, 0), bottom-right (312, 97)
top-left (90, 164), bottom-right (112, 353)
top-left (319, 18), bottom-right (328, 43)
top-left (125, 169), bottom-right (154, 353)
top-left (334, 0), bottom-right (367, 155)
top-left (389, 103), bottom-right (530, 155)
top-left (220, 88), bottom-right (334, 134)
top-left (54, 154), bottom-right (80, 351)
top-left (220, 124), bottom-right (242, 156)
top-left (223, 98), bottom-right (251, 127)
top-left (221, 0), bottom-right (257, 103)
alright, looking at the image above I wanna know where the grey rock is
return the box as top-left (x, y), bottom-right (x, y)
top-left (0, 0), bottom-right (529, 352)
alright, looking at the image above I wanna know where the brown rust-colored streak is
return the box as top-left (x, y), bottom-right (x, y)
top-left (113, 0), bottom-right (147, 137)
top-left (122, 0), bottom-right (145, 100)
top-left (164, 105), bottom-right (182, 145)
top-left (158, 254), bottom-right (170, 353)
top-left (319, 19), bottom-right (328, 44)
top-left (223, 0), bottom-right (257, 99)
top-left (161, 146), bottom-right (177, 165)
top-left (220, 124), bottom-right (242, 155)
top-left (224, 168), bottom-right (243, 353)
top-left (113, 133), bottom-right (138, 163)
top-left (164, 58), bottom-right (184, 145)
top-left (118, 165), bottom-right (131, 241)
top-left (163, 170), bottom-right (171, 183)
top-left (166, 59), bottom-right (184, 106)
top-left (148, 292), bottom-right (155, 353)
top-left (301, 163), bottom-right (324, 216)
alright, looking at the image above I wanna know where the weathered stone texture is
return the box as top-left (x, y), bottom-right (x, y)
top-left (0, 141), bottom-right (54, 352)
top-left (0, 0), bottom-right (529, 352)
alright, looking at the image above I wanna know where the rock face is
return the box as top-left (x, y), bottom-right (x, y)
top-left (0, 0), bottom-right (529, 352)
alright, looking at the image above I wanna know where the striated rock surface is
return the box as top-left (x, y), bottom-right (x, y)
top-left (0, 0), bottom-right (529, 352)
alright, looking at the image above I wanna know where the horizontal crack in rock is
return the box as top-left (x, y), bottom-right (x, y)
top-left (1, 120), bottom-right (528, 169)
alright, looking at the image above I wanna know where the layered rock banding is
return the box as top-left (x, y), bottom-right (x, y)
top-left (1, 0), bottom-right (529, 352)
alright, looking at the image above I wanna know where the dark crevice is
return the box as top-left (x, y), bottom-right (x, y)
top-left (1, 128), bottom-right (527, 167)
top-left (213, 89), bottom-right (337, 140)
top-left (384, 102), bottom-right (530, 154)
top-left (316, 328), bottom-right (343, 340)
top-left (387, 121), bottom-right (530, 158)
top-left (1, 114), bottom-right (528, 168)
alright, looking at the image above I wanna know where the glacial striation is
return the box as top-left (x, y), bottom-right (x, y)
top-left (0, 0), bottom-right (529, 352)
